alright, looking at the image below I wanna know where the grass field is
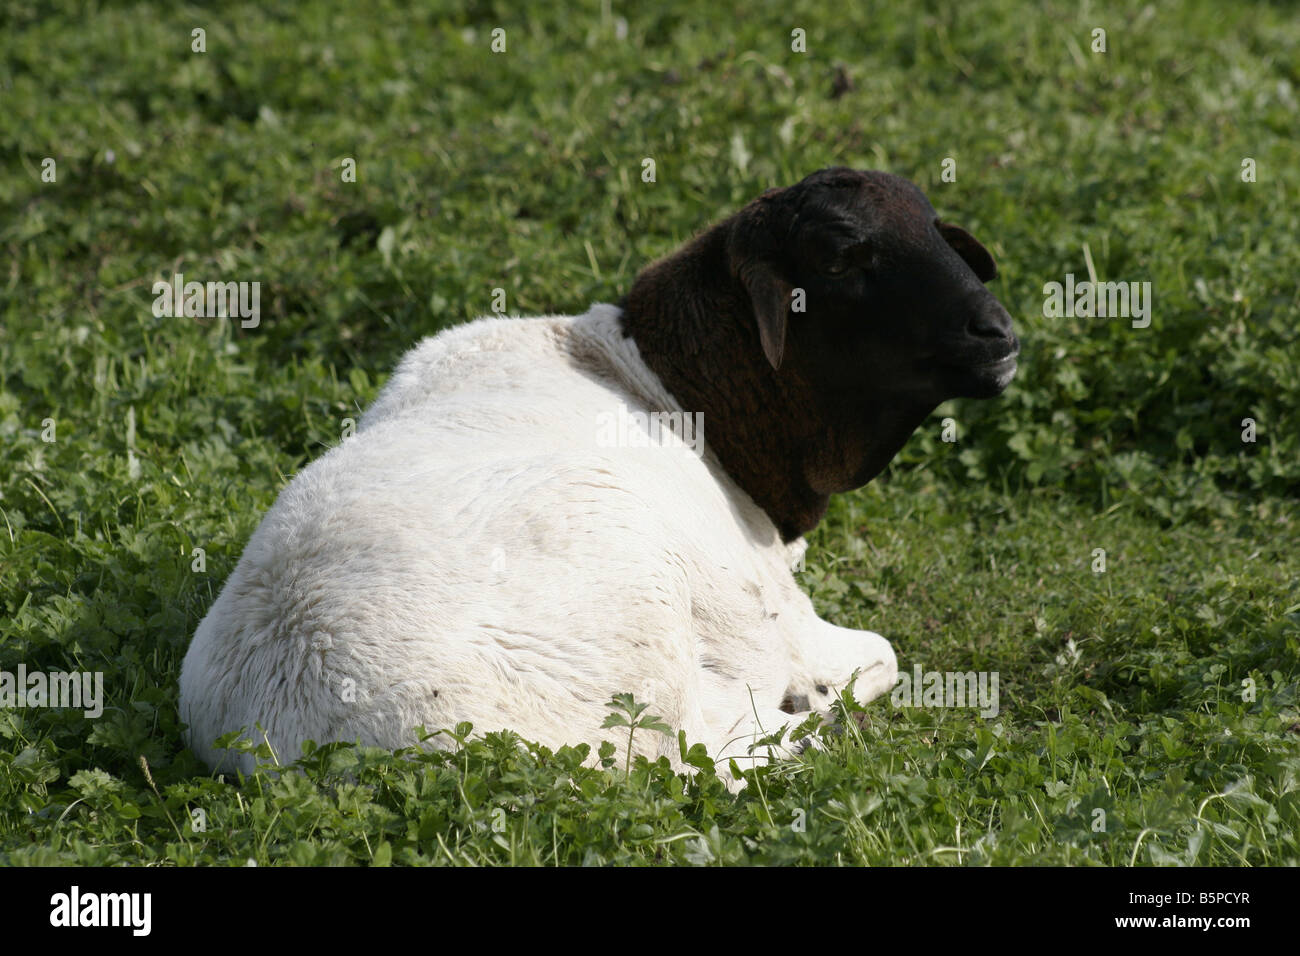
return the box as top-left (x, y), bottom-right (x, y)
top-left (1, 0), bottom-right (1297, 865)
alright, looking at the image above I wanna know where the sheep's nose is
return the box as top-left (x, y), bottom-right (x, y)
top-left (967, 304), bottom-right (1014, 342)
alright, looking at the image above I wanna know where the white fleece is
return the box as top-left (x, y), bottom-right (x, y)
top-left (179, 304), bottom-right (897, 774)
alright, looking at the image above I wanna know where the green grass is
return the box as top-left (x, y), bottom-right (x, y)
top-left (1, 0), bottom-right (1297, 865)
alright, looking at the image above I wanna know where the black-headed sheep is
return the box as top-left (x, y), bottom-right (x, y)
top-left (180, 167), bottom-right (1019, 776)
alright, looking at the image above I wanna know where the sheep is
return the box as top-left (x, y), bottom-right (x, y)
top-left (179, 167), bottom-right (1019, 778)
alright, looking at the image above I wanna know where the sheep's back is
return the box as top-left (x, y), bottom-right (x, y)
top-left (182, 306), bottom-right (792, 767)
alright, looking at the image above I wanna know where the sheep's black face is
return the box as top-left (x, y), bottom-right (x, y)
top-left (730, 168), bottom-right (1019, 407)
top-left (623, 166), bottom-right (1025, 537)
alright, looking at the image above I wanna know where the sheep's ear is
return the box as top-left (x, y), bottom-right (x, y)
top-left (730, 189), bottom-right (795, 369)
top-left (738, 262), bottom-right (793, 369)
top-left (938, 221), bottom-right (998, 283)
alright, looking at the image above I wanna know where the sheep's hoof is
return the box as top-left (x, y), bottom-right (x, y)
top-left (780, 693), bottom-right (811, 714)
top-left (792, 734), bottom-right (824, 756)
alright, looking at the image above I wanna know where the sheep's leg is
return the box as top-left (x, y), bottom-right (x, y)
top-left (710, 705), bottom-right (819, 769)
top-left (784, 617), bottom-right (898, 717)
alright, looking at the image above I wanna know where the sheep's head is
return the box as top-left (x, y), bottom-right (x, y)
top-left (727, 167), bottom-right (1019, 404)
top-left (619, 167), bottom-right (1021, 540)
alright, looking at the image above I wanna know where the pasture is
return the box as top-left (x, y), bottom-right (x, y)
top-left (1, 0), bottom-right (1297, 865)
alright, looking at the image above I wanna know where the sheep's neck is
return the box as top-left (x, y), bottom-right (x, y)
top-left (619, 227), bottom-right (934, 543)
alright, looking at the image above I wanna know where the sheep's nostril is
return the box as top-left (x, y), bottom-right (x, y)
top-left (968, 311), bottom-right (1008, 340)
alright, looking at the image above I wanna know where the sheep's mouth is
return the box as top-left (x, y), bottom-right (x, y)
top-left (967, 353), bottom-right (1017, 373)
top-left (939, 349), bottom-right (1019, 397)
top-left (938, 349), bottom-right (1018, 374)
